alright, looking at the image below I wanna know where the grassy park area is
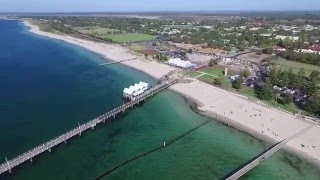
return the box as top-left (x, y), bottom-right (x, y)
top-left (103, 33), bottom-right (156, 43)
top-left (271, 57), bottom-right (320, 76)
top-left (198, 66), bottom-right (235, 88)
top-left (73, 26), bottom-right (121, 35)
top-left (186, 67), bottom-right (233, 88)
top-left (190, 66), bottom-right (298, 113)
top-left (187, 71), bottom-right (204, 78)
top-left (73, 27), bottom-right (156, 43)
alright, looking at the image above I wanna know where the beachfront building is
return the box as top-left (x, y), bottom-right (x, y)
top-left (123, 82), bottom-right (149, 101)
top-left (295, 49), bottom-right (320, 55)
top-left (168, 58), bottom-right (196, 69)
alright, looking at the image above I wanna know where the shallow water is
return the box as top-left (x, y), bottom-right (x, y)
top-left (0, 20), bottom-right (319, 180)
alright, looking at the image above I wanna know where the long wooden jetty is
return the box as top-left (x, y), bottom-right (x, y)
top-left (226, 124), bottom-right (314, 180)
top-left (0, 80), bottom-right (176, 175)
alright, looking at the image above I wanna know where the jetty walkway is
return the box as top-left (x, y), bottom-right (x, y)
top-left (226, 124), bottom-right (315, 180)
top-left (0, 80), bottom-right (176, 175)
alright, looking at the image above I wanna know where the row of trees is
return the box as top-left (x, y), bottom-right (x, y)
top-left (49, 22), bottom-right (73, 34)
top-left (270, 64), bottom-right (319, 95)
top-left (263, 64), bottom-right (320, 115)
top-left (277, 50), bottom-right (320, 65)
top-left (154, 53), bottom-right (168, 61)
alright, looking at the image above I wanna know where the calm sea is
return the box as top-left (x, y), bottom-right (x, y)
top-left (0, 20), bottom-right (319, 180)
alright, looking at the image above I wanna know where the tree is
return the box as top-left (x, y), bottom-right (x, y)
top-left (277, 39), bottom-right (285, 48)
top-left (232, 76), bottom-right (243, 89)
top-left (262, 48), bottom-right (274, 55)
top-left (309, 70), bottom-right (320, 81)
top-left (256, 50), bottom-right (262, 55)
top-left (277, 94), bottom-right (293, 105)
top-left (305, 80), bottom-right (318, 95)
top-left (209, 59), bottom-right (218, 66)
top-left (269, 65), bottom-right (280, 85)
top-left (180, 51), bottom-right (187, 56)
top-left (278, 71), bottom-right (289, 87)
top-left (214, 78), bottom-right (222, 86)
top-left (241, 67), bottom-right (251, 78)
top-left (237, 45), bottom-right (246, 51)
top-left (307, 91), bottom-right (320, 116)
top-left (255, 79), bottom-right (274, 100)
top-left (155, 53), bottom-right (168, 61)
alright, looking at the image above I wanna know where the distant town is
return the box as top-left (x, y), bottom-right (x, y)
top-left (17, 12), bottom-right (320, 117)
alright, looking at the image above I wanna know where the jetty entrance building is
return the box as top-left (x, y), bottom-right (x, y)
top-left (123, 82), bottom-right (149, 101)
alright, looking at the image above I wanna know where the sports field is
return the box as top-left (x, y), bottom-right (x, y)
top-left (272, 58), bottom-right (319, 76)
top-left (104, 33), bottom-right (156, 43)
top-left (73, 26), bottom-right (120, 35)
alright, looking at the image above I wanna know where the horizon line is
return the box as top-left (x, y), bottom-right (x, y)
top-left (1, 9), bottom-right (320, 14)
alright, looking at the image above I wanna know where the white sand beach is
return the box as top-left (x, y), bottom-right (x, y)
top-left (23, 20), bottom-right (320, 166)
top-left (23, 20), bottom-right (174, 79)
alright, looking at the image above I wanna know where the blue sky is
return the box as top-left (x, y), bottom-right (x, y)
top-left (1, 0), bottom-right (320, 12)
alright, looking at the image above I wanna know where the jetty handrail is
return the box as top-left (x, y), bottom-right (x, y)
top-left (0, 80), bottom-right (176, 175)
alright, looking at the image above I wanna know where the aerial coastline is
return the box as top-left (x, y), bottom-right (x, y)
top-left (23, 18), bottom-right (320, 169)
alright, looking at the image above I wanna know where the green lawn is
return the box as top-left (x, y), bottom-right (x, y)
top-left (199, 67), bottom-right (234, 88)
top-left (74, 26), bottom-right (121, 35)
top-left (201, 67), bottom-right (225, 76)
top-left (236, 86), bottom-right (256, 97)
top-left (187, 71), bottom-right (203, 78)
top-left (271, 58), bottom-right (320, 76)
top-left (198, 73), bottom-right (232, 89)
top-left (103, 33), bottom-right (156, 43)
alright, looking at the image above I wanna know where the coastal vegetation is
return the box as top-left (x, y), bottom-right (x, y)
top-left (277, 50), bottom-right (320, 65)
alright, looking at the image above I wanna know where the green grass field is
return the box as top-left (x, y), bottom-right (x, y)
top-left (103, 33), bottom-right (156, 43)
top-left (199, 67), bottom-right (234, 88)
top-left (271, 58), bottom-right (320, 76)
top-left (73, 26), bottom-right (120, 35)
top-left (201, 67), bottom-right (225, 76)
top-left (187, 71), bottom-right (203, 78)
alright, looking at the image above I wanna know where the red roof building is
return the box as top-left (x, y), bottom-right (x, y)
top-left (311, 45), bottom-right (320, 52)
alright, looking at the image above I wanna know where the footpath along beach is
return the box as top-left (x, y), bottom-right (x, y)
top-left (23, 19), bottom-right (320, 167)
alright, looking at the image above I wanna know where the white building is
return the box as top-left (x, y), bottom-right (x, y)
top-left (123, 82), bottom-right (149, 101)
top-left (168, 58), bottom-right (196, 69)
top-left (249, 27), bottom-right (260, 31)
top-left (276, 48), bottom-right (287, 52)
top-left (295, 49), bottom-right (320, 55)
top-left (260, 33), bottom-right (272, 37)
top-left (275, 35), bottom-right (300, 42)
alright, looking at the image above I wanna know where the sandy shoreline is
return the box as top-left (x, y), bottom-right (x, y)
top-left (22, 19), bottom-right (320, 167)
